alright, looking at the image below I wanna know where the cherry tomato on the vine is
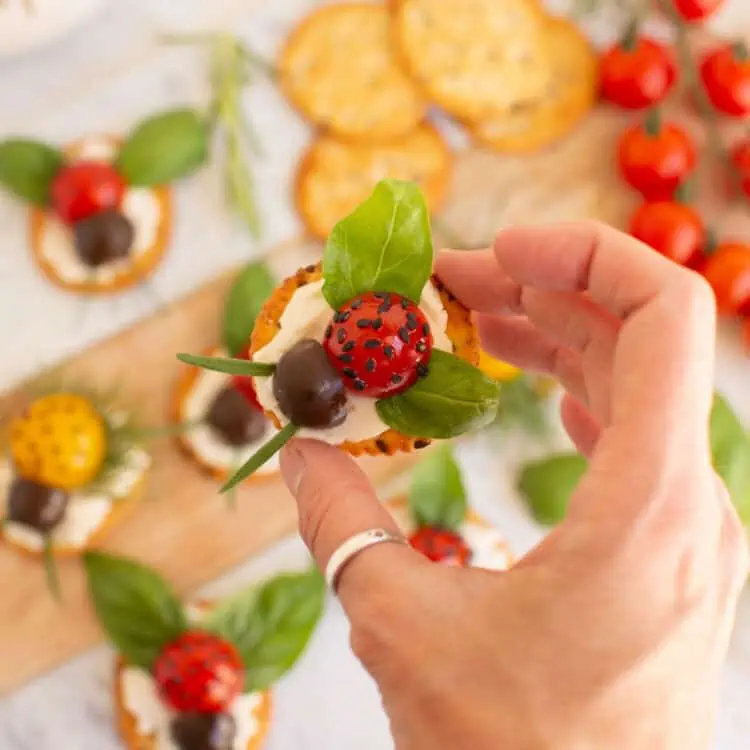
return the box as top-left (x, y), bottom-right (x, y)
top-left (671, 0), bottom-right (724, 22)
top-left (730, 138), bottom-right (750, 198)
top-left (702, 242), bottom-right (750, 316)
top-left (600, 29), bottom-right (677, 110)
top-left (700, 43), bottom-right (750, 117)
top-left (617, 112), bottom-right (696, 200)
top-left (629, 201), bottom-right (705, 267)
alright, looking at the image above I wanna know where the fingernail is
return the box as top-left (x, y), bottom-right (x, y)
top-left (280, 442), bottom-right (306, 496)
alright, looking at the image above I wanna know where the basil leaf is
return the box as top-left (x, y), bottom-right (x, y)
top-left (203, 568), bottom-right (325, 691)
top-left (84, 551), bottom-right (187, 669)
top-left (710, 393), bottom-right (750, 524)
top-left (322, 179), bottom-right (433, 309)
top-left (116, 108), bottom-right (209, 186)
top-left (222, 261), bottom-right (275, 356)
top-left (408, 444), bottom-right (467, 529)
top-left (0, 138), bottom-right (63, 205)
top-left (376, 351), bottom-right (501, 438)
top-left (517, 453), bottom-right (588, 526)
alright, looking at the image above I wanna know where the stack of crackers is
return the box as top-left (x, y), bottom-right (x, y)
top-left (279, 0), bottom-right (600, 239)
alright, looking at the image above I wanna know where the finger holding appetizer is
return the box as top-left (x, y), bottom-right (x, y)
top-left (1, 387), bottom-right (152, 596)
top-left (174, 261), bottom-right (282, 488)
top-left (84, 551), bottom-right (325, 750)
top-left (0, 108), bottom-right (209, 294)
top-left (385, 444), bottom-right (513, 570)
top-left (178, 180), bottom-right (502, 491)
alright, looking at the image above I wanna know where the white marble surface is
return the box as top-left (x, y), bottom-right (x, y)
top-left (1, 0), bottom-right (750, 748)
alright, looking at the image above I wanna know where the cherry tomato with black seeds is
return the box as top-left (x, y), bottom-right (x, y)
top-left (617, 113), bottom-right (696, 200)
top-left (600, 31), bottom-right (677, 110)
top-left (629, 201), bottom-right (705, 268)
top-left (700, 43), bottom-right (750, 117)
top-left (702, 242), bottom-right (750, 316)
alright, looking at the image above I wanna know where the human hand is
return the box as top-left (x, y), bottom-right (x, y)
top-left (279, 221), bottom-right (749, 750)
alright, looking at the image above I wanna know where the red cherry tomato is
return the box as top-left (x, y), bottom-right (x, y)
top-left (629, 201), bottom-right (705, 267)
top-left (600, 35), bottom-right (677, 110)
top-left (730, 138), bottom-right (750, 198)
top-left (671, 0), bottom-right (724, 22)
top-left (700, 43), bottom-right (750, 117)
top-left (51, 161), bottom-right (126, 224)
top-left (702, 242), bottom-right (750, 316)
top-left (617, 115), bottom-right (696, 200)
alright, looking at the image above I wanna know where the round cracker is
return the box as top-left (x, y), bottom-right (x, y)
top-left (393, 0), bottom-right (550, 123)
top-left (296, 124), bottom-right (451, 240)
top-left (172, 346), bottom-right (281, 485)
top-left (29, 135), bottom-right (172, 295)
top-left (279, 3), bottom-right (425, 141)
top-left (471, 18), bottom-right (598, 153)
top-left (114, 659), bottom-right (272, 750)
top-left (249, 264), bottom-right (479, 458)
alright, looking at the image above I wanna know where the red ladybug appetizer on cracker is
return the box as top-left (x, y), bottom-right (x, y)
top-left (1, 388), bottom-right (151, 595)
top-left (178, 180), bottom-right (501, 490)
top-left (174, 262), bottom-right (281, 485)
top-left (0, 108), bottom-right (208, 293)
top-left (84, 551), bottom-right (324, 750)
top-left (385, 444), bottom-right (513, 570)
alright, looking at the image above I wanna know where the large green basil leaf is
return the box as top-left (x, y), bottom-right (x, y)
top-left (203, 568), bottom-right (325, 691)
top-left (517, 453), bottom-right (588, 526)
top-left (83, 552), bottom-right (187, 669)
top-left (322, 179), bottom-right (433, 309)
top-left (376, 351), bottom-right (501, 439)
top-left (408, 443), bottom-right (467, 530)
top-left (0, 138), bottom-right (63, 205)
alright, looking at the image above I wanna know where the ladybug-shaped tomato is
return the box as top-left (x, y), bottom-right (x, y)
top-left (51, 161), bottom-right (126, 224)
top-left (409, 526), bottom-right (472, 567)
top-left (323, 291), bottom-right (433, 398)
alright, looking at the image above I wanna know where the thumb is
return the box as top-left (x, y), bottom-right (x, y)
top-left (280, 438), bottom-right (419, 608)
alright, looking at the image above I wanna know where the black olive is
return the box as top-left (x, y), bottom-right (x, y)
top-left (7, 477), bottom-right (69, 533)
top-left (206, 387), bottom-right (268, 447)
top-left (73, 208), bottom-right (134, 268)
top-left (272, 339), bottom-right (348, 429)
top-left (170, 712), bottom-right (236, 750)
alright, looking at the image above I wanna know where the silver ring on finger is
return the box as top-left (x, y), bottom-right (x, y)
top-left (325, 528), bottom-right (407, 593)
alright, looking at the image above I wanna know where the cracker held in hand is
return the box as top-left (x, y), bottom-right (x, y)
top-left (177, 180), bottom-right (501, 490)
top-left (296, 124), bottom-right (451, 240)
top-left (392, 0), bottom-right (550, 122)
top-left (471, 18), bottom-right (598, 153)
top-left (279, 3), bottom-right (425, 141)
top-left (85, 552), bottom-right (324, 750)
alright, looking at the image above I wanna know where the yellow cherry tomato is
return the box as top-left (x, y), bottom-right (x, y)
top-left (478, 350), bottom-right (520, 382)
top-left (10, 393), bottom-right (107, 490)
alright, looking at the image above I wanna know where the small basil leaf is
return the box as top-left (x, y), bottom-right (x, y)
top-left (408, 444), bottom-right (467, 530)
top-left (83, 551), bottom-right (187, 669)
top-left (203, 568), bottom-right (325, 691)
top-left (710, 393), bottom-right (750, 524)
top-left (376, 351), bottom-right (501, 439)
top-left (116, 108), bottom-right (208, 186)
top-left (222, 261), bottom-right (275, 356)
top-left (517, 453), bottom-right (588, 526)
top-left (0, 138), bottom-right (64, 205)
top-left (322, 179), bottom-right (433, 310)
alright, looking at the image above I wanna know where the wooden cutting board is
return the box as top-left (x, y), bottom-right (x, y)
top-left (2, 103), bottom-right (748, 695)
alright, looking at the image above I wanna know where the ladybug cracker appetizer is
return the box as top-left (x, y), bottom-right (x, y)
top-left (0, 387), bottom-right (151, 594)
top-left (174, 262), bottom-right (281, 485)
top-left (0, 108), bottom-right (208, 294)
top-left (178, 180), bottom-right (501, 490)
top-left (385, 444), bottom-right (513, 570)
top-left (85, 552), bottom-right (324, 750)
